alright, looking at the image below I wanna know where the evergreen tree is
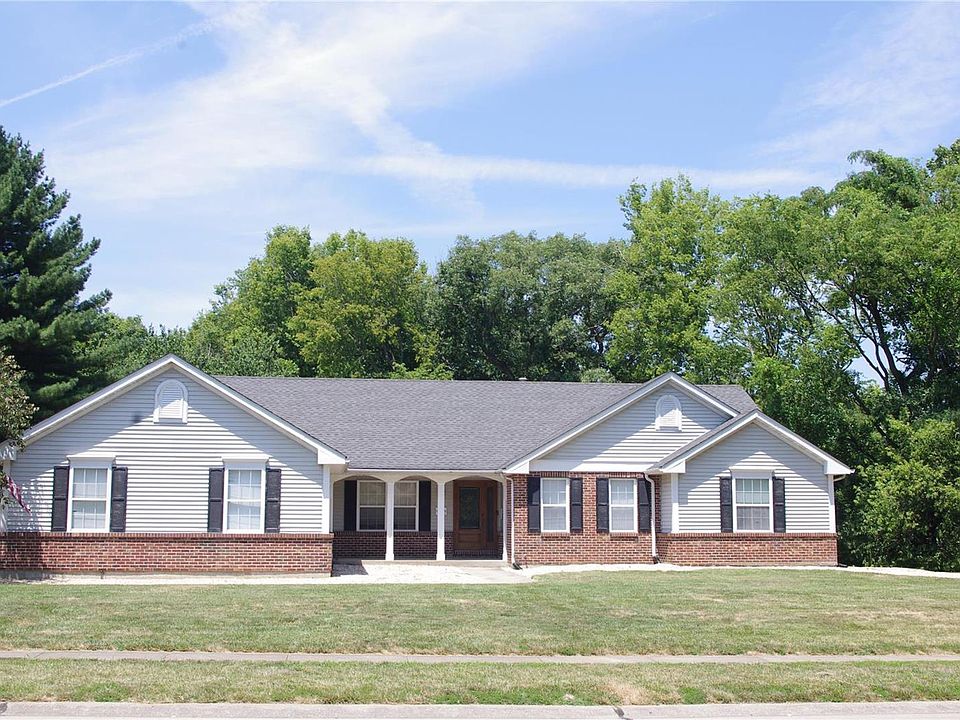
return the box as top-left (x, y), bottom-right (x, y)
top-left (0, 127), bottom-right (110, 417)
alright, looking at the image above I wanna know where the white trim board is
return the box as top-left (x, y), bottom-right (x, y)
top-left (653, 410), bottom-right (853, 476)
top-left (9, 355), bottom-right (347, 466)
top-left (502, 373), bottom-right (739, 474)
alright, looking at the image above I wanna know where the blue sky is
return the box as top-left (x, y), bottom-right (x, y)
top-left (2, 2), bottom-right (959, 329)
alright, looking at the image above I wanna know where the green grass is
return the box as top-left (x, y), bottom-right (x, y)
top-left (0, 659), bottom-right (958, 705)
top-left (0, 570), bottom-right (958, 655)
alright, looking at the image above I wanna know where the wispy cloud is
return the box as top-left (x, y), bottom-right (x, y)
top-left (760, 3), bottom-right (960, 164)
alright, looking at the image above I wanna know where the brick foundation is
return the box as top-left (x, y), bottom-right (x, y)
top-left (333, 531), bottom-right (502, 560)
top-left (657, 533), bottom-right (837, 566)
top-left (508, 474), bottom-right (837, 566)
top-left (0, 532), bottom-right (333, 575)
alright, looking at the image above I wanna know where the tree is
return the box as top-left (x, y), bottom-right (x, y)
top-left (0, 127), bottom-right (110, 417)
top-left (606, 178), bottom-right (741, 383)
top-left (850, 413), bottom-right (960, 571)
top-left (291, 230), bottom-right (433, 377)
top-left (0, 353), bottom-right (36, 508)
top-left (434, 232), bottom-right (618, 381)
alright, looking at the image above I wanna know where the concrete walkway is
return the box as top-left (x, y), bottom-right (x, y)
top-left (1, 701), bottom-right (958, 719)
top-left (5, 649), bottom-right (960, 664)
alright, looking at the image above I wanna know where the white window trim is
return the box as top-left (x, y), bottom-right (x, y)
top-left (357, 480), bottom-right (386, 533)
top-left (540, 477), bottom-right (570, 534)
top-left (66, 464), bottom-right (112, 533)
top-left (655, 394), bottom-right (682, 432)
top-left (153, 379), bottom-right (189, 424)
top-left (608, 478), bottom-right (638, 534)
top-left (393, 480), bottom-right (419, 533)
top-left (222, 464), bottom-right (266, 534)
top-left (732, 472), bottom-right (774, 533)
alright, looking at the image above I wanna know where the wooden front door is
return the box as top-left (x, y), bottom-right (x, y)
top-left (453, 479), bottom-right (498, 555)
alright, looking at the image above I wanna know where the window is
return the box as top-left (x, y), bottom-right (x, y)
top-left (394, 481), bottom-right (418, 531)
top-left (154, 379), bottom-right (188, 424)
top-left (69, 466), bottom-right (110, 531)
top-left (734, 476), bottom-right (772, 532)
top-left (541, 477), bottom-right (569, 533)
top-left (655, 394), bottom-right (682, 431)
top-left (225, 467), bottom-right (265, 532)
top-left (609, 478), bottom-right (637, 533)
top-left (358, 480), bottom-right (385, 531)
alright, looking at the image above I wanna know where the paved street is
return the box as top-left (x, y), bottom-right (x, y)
top-left (1, 701), bottom-right (959, 719)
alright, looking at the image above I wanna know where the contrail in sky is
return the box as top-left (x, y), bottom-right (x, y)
top-left (0, 18), bottom-right (218, 109)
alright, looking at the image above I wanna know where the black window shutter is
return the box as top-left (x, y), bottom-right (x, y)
top-left (51, 465), bottom-right (69, 532)
top-left (527, 476), bottom-right (541, 533)
top-left (638, 478), bottom-right (652, 533)
top-left (773, 474), bottom-right (786, 533)
top-left (343, 479), bottom-right (357, 531)
top-left (719, 473), bottom-right (733, 533)
top-left (207, 467), bottom-right (225, 533)
top-left (418, 480), bottom-right (431, 531)
top-left (486, 484), bottom-right (497, 539)
top-left (595, 477), bottom-right (609, 533)
top-left (265, 468), bottom-right (281, 533)
top-left (570, 478), bottom-right (583, 533)
top-left (109, 467), bottom-right (128, 533)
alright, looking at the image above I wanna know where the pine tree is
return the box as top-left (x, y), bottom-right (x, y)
top-left (0, 127), bottom-right (110, 418)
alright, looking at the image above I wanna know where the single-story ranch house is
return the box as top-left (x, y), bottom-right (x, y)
top-left (0, 355), bottom-right (851, 574)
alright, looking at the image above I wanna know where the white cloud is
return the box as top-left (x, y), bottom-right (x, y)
top-left (761, 3), bottom-right (960, 164)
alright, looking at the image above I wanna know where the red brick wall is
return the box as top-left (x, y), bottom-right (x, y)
top-left (508, 474), bottom-right (837, 567)
top-left (333, 531), bottom-right (441, 559)
top-left (0, 532), bottom-right (333, 575)
top-left (657, 533), bottom-right (837, 566)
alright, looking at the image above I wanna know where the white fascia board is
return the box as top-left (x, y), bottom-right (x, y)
top-left (20, 354), bottom-right (347, 466)
top-left (502, 373), bottom-right (739, 474)
top-left (658, 411), bottom-right (853, 476)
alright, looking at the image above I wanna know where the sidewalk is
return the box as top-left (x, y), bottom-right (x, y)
top-left (4, 649), bottom-right (960, 664)
top-left (1, 700), bottom-right (958, 719)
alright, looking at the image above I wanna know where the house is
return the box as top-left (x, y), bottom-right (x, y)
top-left (0, 355), bottom-right (851, 574)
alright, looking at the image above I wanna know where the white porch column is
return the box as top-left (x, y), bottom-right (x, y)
top-left (501, 479), bottom-right (508, 562)
top-left (320, 466), bottom-right (332, 534)
top-left (385, 479), bottom-right (396, 561)
top-left (436, 479), bottom-right (448, 561)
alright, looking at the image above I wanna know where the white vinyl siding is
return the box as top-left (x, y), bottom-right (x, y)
top-left (541, 477), bottom-right (569, 533)
top-left (609, 478), bottom-right (637, 533)
top-left (676, 423), bottom-right (831, 533)
top-left (6, 369), bottom-right (326, 533)
top-left (533, 388), bottom-right (727, 472)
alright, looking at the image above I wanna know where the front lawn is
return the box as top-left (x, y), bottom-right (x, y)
top-left (0, 570), bottom-right (957, 655)
top-left (0, 659), bottom-right (958, 704)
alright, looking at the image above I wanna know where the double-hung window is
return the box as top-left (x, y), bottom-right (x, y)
top-left (393, 481), bottom-right (418, 531)
top-left (69, 465), bottom-right (111, 531)
top-left (734, 476), bottom-right (772, 532)
top-left (225, 466), bottom-right (265, 532)
top-left (358, 481), bottom-right (386, 531)
top-left (609, 478), bottom-right (637, 533)
top-left (541, 477), bottom-right (569, 533)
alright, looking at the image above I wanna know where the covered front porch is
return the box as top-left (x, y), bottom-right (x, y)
top-left (330, 471), bottom-right (508, 562)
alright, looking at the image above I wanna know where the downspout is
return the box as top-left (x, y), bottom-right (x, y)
top-left (510, 474), bottom-right (516, 567)
top-left (647, 473), bottom-right (659, 563)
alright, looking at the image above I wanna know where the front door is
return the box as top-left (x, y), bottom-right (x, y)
top-left (453, 479), bottom-right (498, 555)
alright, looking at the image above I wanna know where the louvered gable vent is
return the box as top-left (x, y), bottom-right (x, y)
top-left (655, 394), bottom-right (682, 431)
top-left (154, 379), bottom-right (188, 424)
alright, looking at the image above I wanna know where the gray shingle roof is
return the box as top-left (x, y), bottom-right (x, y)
top-left (217, 375), bottom-right (757, 471)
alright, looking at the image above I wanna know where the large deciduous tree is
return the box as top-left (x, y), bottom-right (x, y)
top-left (434, 232), bottom-right (618, 381)
top-left (291, 230), bottom-right (433, 377)
top-left (0, 128), bottom-right (110, 417)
